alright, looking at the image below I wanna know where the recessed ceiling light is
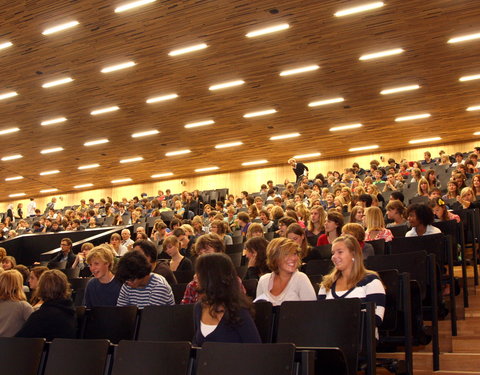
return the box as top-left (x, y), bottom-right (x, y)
top-left (279, 65), bottom-right (319, 77)
top-left (78, 164), bottom-right (100, 170)
top-left (195, 166), bottom-right (219, 172)
top-left (42, 77), bottom-right (74, 88)
top-left (1, 154), bottom-right (22, 161)
top-left (165, 149), bottom-right (191, 157)
top-left (293, 153), bottom-right (321, 159)
top-left (41, 117), bottom-right (67, 126)
top-left (270, 133), bottom-right (300, 140)
top-left (0, 91), bottom-right (18, 100)
top-left (39, 170), bottom-right (60, 176)
top-left (215, 141), bottom-right (243, 149)
top-left (459, 74), bottom-right (480, 82)
top-left (467, 105), bottom-right (480, 112)
top-left (5, 176), bottom-right (23, 181)
top-left (359, 48), bottom-right (404, 61)
top-left (0, 127), bottom-right (20, 135)
top-left (184, 120), bottom-right (214, 128)
top-left (242, 160), bottom-right (268, 166)
top-left (120, 157), bottom-right (144, 163)
top-left (40, 189), bottom-right (58, 193)
top-left (349, 145), bottom-right (379, 152)
top-left (168, 43), bottom-right (208, 56)
top-left (209, 80), bottom-right (245, 91)
top-left (395, 113), bottom-right (431, 122)
top-left (146, 94), bottom-right (178, 103)
top-left (131, 130), bottom-right (159, 138)
top-left (74, 183), bottom-right (93, 189)
top-left (474, 132), bottom-right (480, 136)
top-left (40, 147), bottom-right (64, 154)
top-left (115, 0), bottom-right (156, 13)
top-left (111, 178), bottom-right (133, 183)
top-left (101, 61), bottom-right (136, 73)
top-left (409, 137), bottom-right (441, 144)
top-left (0, 41), bottom-right (13, 50)
top-left (84, 138), bottom-right (109, 146)
top-left (308, 97), bottom-right (344, 107)
top-left (151, 172), bottom-right (174, 178)
top-left (330, 123), bottom-right (363, 132)
top-left (448, 32), bottom-right (480, 44)
top-left (335, 1), bottom-right (384, 17)
top-left (380, 84), bottom-right (420, 95)
top-left (9, 193), bottom-right (25, 198)
top-left (243, 109), bottom-right (277, 118)
top-left (246, 23), bottom-right (290, 38)
top-left (42, 21), bottom-right (80, 35)
top-left (90, 106), bottom-right (120, 115)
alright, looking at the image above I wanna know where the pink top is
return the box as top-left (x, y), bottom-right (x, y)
top-left (365, 228), bottom-right (394, 242)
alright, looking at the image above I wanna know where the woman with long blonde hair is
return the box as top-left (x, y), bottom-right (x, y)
top-left (364, 206), bottom-right (393, 242)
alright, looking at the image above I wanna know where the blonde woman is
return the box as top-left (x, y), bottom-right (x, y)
top-left (416, 178), bottom-right (430, 197)
top-left (306, 205), bottom-right (326, 246)
top-left (364, 206), bottom-right (393, 242)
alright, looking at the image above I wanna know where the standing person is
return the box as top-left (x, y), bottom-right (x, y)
top-left (288, 158), bottom-right (309, 185)
top-left (27, 198), bottom-right (36, 217)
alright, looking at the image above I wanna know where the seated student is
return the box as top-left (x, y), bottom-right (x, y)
top-left (162, 236), bottom-right (193, 272)
top-left (357, 194), bottom-right (373, 208)
top-left (386, 200), bottom-right (408, 227)
top-left (192, 253), bottom-right (261, 346)
top-left (255, 238), bottom-right (316, 306)
top-left (71, 242), bottom-right (94, 277)
top-left (259, 209), bottom-right (274, 233)
top-left (405, 204), bottom-right (442, 237)
top-left (2, 255), bottom-right (16, 271)
top-left (318, 235), bottom-right (386, 328)
top-left (415, 178), bottom-right (430, 198)
top-left (0, 270), bottom-right (33, 337)
top-left (243, 237), bottom-right (270, 281)
top-left (16, 270), bottom-right (76, 340)
top-left (443, 180), bottom-right (460, 201)
top-left (28, 266), bottom-right (48, 310)
top-left (236, 212), bottom-right (251, 236)
top-left (429, 198), bottom-right (460, 223)
top-left (110, 233), bottom-right (128, 257)
top-left (316, 211), bottom-right (344, 246)
top-left (286, 223), bottom-right (315, 262)
top-left (246, 223), bottom-right (264, 239)
top-left (172, 227), bottom-right (195, 258)
top-left (116, 251), bottom-right (174, 308)
top-left (277, 216), bottom-right (297, 238)
top-left (210, 220), bottom-right (233, 245)
top-left (454, 187), bottom-right (480, 210)
top-left (305, 205), bottom-right (326, 246)
top-left (349, 206), bottom-right (365, 226)
top-left (84, 245), bottom-right (122, 308)
top-left (48, 238), bottom-right (76, 269)
top-left (341, 223), bottom-right (374, 259)
top-left (364, 206), bottom-right (394, 242)
top-left (471, 174), bottom-right (480, 200)
top-left (133, 240), bottom-right (177, 286)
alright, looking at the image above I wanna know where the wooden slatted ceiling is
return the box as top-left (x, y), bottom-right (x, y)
top-left (0, 0), bottom-right (479, 199)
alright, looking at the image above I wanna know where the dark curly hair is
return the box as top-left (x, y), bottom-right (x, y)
top-left (406, 203), bottom-right (434, 227)
top-left (115, 251), bottom-right (151, 283)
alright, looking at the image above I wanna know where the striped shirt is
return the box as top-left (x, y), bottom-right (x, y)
top-left (117, 273), bottom-right (175, 308)
top-left (318, 273), bottom-right (386, 327)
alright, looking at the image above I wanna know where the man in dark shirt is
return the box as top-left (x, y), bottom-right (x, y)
top-left (288, 158), bottom-right (309, 184)
top-left (48, 238), bottom-right (76, 269)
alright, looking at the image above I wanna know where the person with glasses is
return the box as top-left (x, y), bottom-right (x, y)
top-left (47, 238), bottom-right (76, 269)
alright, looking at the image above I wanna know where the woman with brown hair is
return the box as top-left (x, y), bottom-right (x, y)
top-left (243, 237), bottom-right (270, 280)
top-left (305, 205), bottom-right (326, 246)
top-left (28, 266), bottom-right (49, 309)
top-left (316, 211), bottom-right (344, 246)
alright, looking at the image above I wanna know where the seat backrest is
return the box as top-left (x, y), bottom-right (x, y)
top-left (264, 231), bottom-right (274, 241)
top-left (310, 244), bottom-right (332, 259)
top-left (388, 224), bottom-right (409, 238)
top-left (226, 242), bottom-right (244, 254)
top-left (61, 268), bottom-right (80, 279)
top-left (172, 283), bottom-right (188, 304)
top-left (242, 278), bottom-right (258, 299)
top-left (390, 234), bottom-right (447, 267)
top-left (0, 337), bottom-right (45, 375)
top-left (304, 259), bottom-right (334, 276)
top-left (377, 269), bottom-right (400, 332)
top-left (112, 340), bottom-right (191, 375)
top-left (366, 238), bottom-right (386, 255)
top-left (253, 301), bottom-right (274, 343)
top-left (196, 342), bottom-right (296, 375)
top-left (227, 251), bottom-right (242, 267)
top-left (136, 304), bottom-right (195, 341)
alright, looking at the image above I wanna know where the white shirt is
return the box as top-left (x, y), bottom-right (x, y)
top-left (26, 201), bottom-right (36, 216)
top-left (405, 225), bottom-right (442, 237)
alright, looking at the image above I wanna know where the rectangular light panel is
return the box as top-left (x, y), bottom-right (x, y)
top-left (5, 176), bottom-right (23, 181)
top-left (279, 65), bottom-right (319, 76)
top-left (395, 113), bottom-right (431, 122)
top-left (293, 153), bottom-right (321, 159)
top-left (335, 2), bottom-right (384, 17)
top-left (9, 193), bottom-right (25, 197)
top-left (0, 127), bottom-right (19, 135)
top-left (0, 41), bottom-right (13, 50)
top-left (165, 149), bottom-right (191, 156)
top-left (151, 172), bottom-right (173, 178)
top-left (132, 130), bottom-right (159, 138)
top-left (42, 77), bottom-right (74, 88)
top-left (242, 160), bottom-right (268, 166)
top-left (330, 123), bottom-right (363, 132)
top-left (184, 120), bottom-right (214, 128)
top-left (1, 154), bottom-right (22, 161)
top-left (195, 166), bottom-right (219, 172)
top-left (243, 109), bottom-right (277, 118)
top-left (168, 43), bottom-right (208, 56)
top-left (42, 21), bottom-right (79, 35)
top-left (409, 137), bottom-right (441, 144)
top-left (380, 84), bottom-right (420, 95)
top-left (460, 74), bottom-right (480, 82)
top-left (39, 170), bottom-right (60, 176)
top-left (111, 178), bottom-right (133, 183)
top-left (0, 91), bottom-right (18, 100)
top-left (115, 0), bottom-right (156, 13)
top-left (448, 32), bottom-right (480, 44)
top-left (359, 48), bottom-right (404, 61)
top-left (84, 139), bottom-right (109, 146)
top-left (90, 106), bottom-right (119, 115)
top-left (246, 23), bottom-right (290, 38)
top-left (40, 147), bottom-right (64, 154)
top-left (40, 189), bottom-right (58, 193)
top-left (308, 97), bottom-right (344, 107)
top-left (215, 141), bottom-right (243, 149)
top-left (101, 61), bottom-right (136, 73)
top-left (74, 183), bottom-right (93, 189)
top-left (209, 80), bottom-right (245, 91)
top-left (120, 157), bottom-right (144, 163)
top-left (349, 145), bottom-right (379, 152)
top-left (146, 94), bottom-right (178, 103)
top-left (270, 133), bottom-right (300, 140)
top-left (41, 117), bottom-right (67, 126)
top-left (78, 164), bottom-right (100, 170)
top-left (467, 105), bottom-right (480, 111)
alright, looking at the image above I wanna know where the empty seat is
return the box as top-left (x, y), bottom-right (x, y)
top-left (0, 337), bottom-right (45, 375)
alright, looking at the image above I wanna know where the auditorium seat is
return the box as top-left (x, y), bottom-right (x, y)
top-left (0, 337), bottom-right (45, 375)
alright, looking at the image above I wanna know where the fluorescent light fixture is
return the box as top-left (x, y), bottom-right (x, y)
top-left (90, 106), bottom-right (119, 115)
top-left (131, 130), bottom-right (159, 138)
top-left (246, 23), bottom-right (290, 38)
top-left (41, 117), bottom-right (67, 126)
top-left (40, 189), bottom-right (58, 193)
top-left (195, 166), bottom-right (219, 172)
top-left (40, 147), bottom-right (64, 154)
top-left (330, 123), bottom-right (363, 132)
top-left (335, 2), bottom-right (384, 17)
top-left (0, 91), bottom-right (18, 100)
top-left (39, 170), bottom-right (60, 176)
top-left (74, 183), bottom-right (93, 189)
top-left (84, 138), bottom-right (109, 146)
top-left (42, 77), bottom-right (74, 88)
top-left (42, 21), bottom-right (79, 35)
top-left (146, 94), bottom-right (178, 103)
top-left (115, 0), bottom-right (156, 13)
top-left (0, 41), bottom-right (13, 50)
top-left (111, 178), bottom-right (132, 183)
top-left (9, 193), bottom-right (25, 198)
top-left (242, 160), bottom-right (268, 166)
top-left (409, 137), bottom-right (441, 144)
top-left (101, 61), bottom-right (136, 73)
top-left (184, 120), bottom-right (214, 128)
top-left (460, 74), bottom-right (480, 82)
top-left (215, 141), bottom-right (243, 149)
top-left (293, 153), bottom-right (321, 159)
top-left (395, 113), bottom-right (431, 122)
top-left (78, 164), bottom-right (100, 170)
top-left (243, 109), bottom-right (277, 118)
top-left (0, 127), bottom-right (19, 135)
top-left (151, 172), bottom-right (173, 178)
top-left (168, 43), bottom-right (208, 57)
top-left (359, 48), bottom-right (404, 61)
top-left (308, 97), bottom-right (344, 107)
top-left (349, 145), bottom-right (379, 152)
top-left (1, 154), bottom-right (22, 161)
top-left (270, 132), bottom-right (300, 140)
top-left (474, 132), bottom-right (480, 136)
top-left (448, 32), bottom-right (480, 44)
top-left (120, 157), bottom-right (144, 163)
top-left (279, 65), bottom-right (319, 77)
top-left (380, 84), bottom-right (420, 95)
top-left (467, 105), bottom-right (480, 112)
top-left (165, 149), bottom-right (191, 157)
top-left (209, 80), bottom-right (245, 91)
top-left (5, 176), bottom-right (23, 181)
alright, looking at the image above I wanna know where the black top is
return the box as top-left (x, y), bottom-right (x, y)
top-left (292, 162), bottom-right (309, 178)
top-left (48, 251), bottom-right (76, 269)
top-left (177, 257), bottom-right (193, 272)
